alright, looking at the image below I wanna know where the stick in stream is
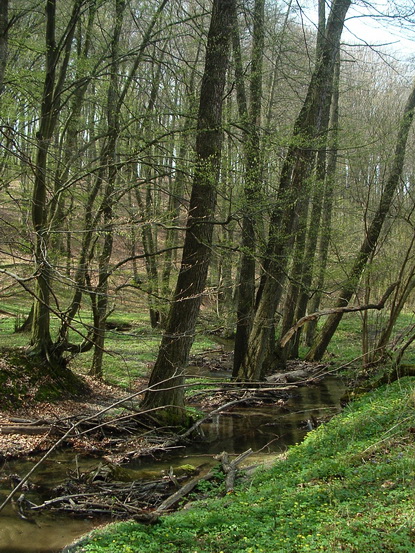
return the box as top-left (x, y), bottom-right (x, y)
top-left (151, 448), bottom-right (253, 521)
top-left (0, 373), bottom-right (192, 513)
top-left (217, 449), bottom-right (253, 492)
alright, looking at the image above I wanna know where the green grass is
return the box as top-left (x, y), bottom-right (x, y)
top-left (0, 303), bottom-right (219, 388)
top-left (70, 377), bottom-right (415, 553)
top-left (1, 297), bottom-right (415, 390)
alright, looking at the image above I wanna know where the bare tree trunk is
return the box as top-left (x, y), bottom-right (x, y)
top-left (30, 0), bottom-right (81, 364)
top-left (90, 0), bottom-right (125, 378)
top-left (305, 55), bottom-right (340, 346)
top-left (238, 0), bottom-right (351, 381)
top-left (306, 81), bottom-right (415, 361)
top-left (372, 233), bottom-right (415, 362)
top-left (232, 0), bottom-right (265, 377)
top-left (141, 0), bottom-right (234, 424)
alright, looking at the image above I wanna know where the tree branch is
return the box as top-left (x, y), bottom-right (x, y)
top-left (280, 281), bottom-right (399, 348)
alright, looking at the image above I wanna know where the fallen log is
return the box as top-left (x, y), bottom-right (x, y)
top-left (153, 469), bottom-right (216, 515)
top-left (0, 425), bottom-right (56, 435)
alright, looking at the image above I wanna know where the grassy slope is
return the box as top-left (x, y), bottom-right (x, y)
top-left (72, 377), bottom-right (415, 553)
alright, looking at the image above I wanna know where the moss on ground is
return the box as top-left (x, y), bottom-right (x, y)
top-left (70, 377), bottom-right (415, 553)
top-left (0, 348), bottom-right (88, 408)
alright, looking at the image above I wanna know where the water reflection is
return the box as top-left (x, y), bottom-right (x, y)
top-left (0, 512), bottom-right (97, 553)
top-left (193, 376), bottom-right (345, 454)
top-left (0, 454), bottom-right (103, 553)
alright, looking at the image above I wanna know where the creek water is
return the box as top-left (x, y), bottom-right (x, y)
top-left (0, 375), bottom-right (345, 553)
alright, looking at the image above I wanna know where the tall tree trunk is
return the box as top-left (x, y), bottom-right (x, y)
top-left (161, 55), bottom-right (201, 311)
top-left (272, 0), bottom-right (334, 364)
top-left (238, 0), bottom-right (351, 381)
top-left (305, 55), bottom-right (340, 346)
top-left (30, 0), bottom-right (81, 363)
top-left (306, 81), bottom-right (415, 361)
top-left (288, 74), bottom-right (337, 358)
top-left (49, 0), bottom-right (97, 254)
top-left (232, 0), bottom-right (265, 377)
top-left (141, 0), bottom-right (234, 424)
top-left (90, 0), bottom-right (125, 378)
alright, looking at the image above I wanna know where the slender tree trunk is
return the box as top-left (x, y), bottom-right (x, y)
top-left (372, 233), bottom-right (415, 362)
top-left (90, 0), bottom-right (125, 378)
top-left (239, 0), bottom-right (351, 381)
top-left (133, 58), bottom-right (166, 327)
top-left (135, 184), bottom-right (161, 328)
top-left (275, 1), bottom-right (335, 363)
top-left (141, 0), bottom-right (234, 423)
top-left (0, 0), bottom-right (8, 96)
top-left (232, 0), bottom-right (265, 377)
top-left (279, 194), bottom-right (310, 362)
top-left (31, 0), bottom-right (81, 363)
top-left (49, 1), bottom-right (97, 253)
top-left (305, 56), bottom-right (340, 346)
top-left (306, 81), bottom-right (415, 361)
top-left (288, 98), bottom-right (335, 358)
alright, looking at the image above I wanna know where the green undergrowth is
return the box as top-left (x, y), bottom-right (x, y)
top-left (0, 306), bottom-right (219, 389)
top-left (71, 377), bottom-right (415, 553)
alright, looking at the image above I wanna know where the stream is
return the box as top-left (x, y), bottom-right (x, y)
top-left (0, 375), bottom-right (345, 553)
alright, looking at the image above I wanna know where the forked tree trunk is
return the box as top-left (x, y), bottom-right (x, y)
top-left (30, 0), bottom-right (81, 364)
top-left (306, 81), bottom-right (415, 361)
top-left (141, 0), bottom-right (234, 424)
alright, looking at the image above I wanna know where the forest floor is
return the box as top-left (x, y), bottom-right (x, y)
top-left (0, 345), bottom-right (324, 461)
top-left (0, 365), bottom-right (143, 460)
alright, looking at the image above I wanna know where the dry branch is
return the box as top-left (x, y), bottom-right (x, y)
top-left (280, 282), bottom-right (399, 348)
top-left (217, 449), bottom-right (253, 492)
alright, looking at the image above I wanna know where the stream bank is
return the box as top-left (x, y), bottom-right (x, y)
top-left (0, 372), bottom-right (345, 553)
top-left (65, 378), bottom-right (415, 553)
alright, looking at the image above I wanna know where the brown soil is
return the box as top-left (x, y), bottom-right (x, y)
top-left (0, 370), bottom-right (147, 460)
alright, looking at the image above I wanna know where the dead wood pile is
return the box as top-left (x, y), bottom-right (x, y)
top-left (16, 449), bottom-right (253, 523)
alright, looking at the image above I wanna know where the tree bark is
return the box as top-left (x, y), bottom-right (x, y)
top-left (141, 0), bottom-right (234, 424)
top-left (90, 0), bottom-right (125, 378)
top-left (232, 0), bottom-right (265, 377)
top-left (0, 0), bottom-right (8, 96)
top-left (30, 0), bottom-right (82, 363)
top-left (287, 54), bottom-right (341, 358)
top-left (305, 55), bottom-right (340, 346)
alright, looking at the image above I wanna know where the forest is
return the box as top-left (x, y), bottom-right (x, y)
top-left (1, 0), bottom-right (415, 412)
top-left (2, 0), bottom-right (415, 551)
